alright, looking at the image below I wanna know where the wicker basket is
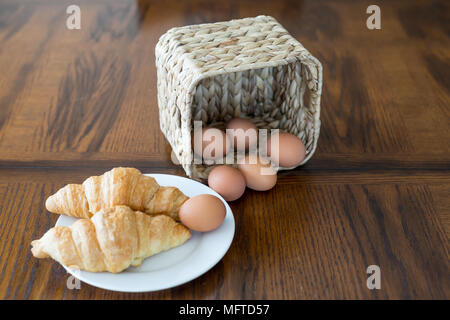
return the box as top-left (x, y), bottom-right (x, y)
top-left (155, 15), bottom-right (322, 180)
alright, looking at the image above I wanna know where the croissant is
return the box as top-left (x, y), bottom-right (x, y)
top-left (31, 206), bottom-right (191, 273)
top-left (45, 167), bottom-right (188, 220)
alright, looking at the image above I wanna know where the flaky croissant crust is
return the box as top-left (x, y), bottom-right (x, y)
top-left (31, 206), bottom-right (191, 273)
top-left (45, 167), bottom-right (188, 220)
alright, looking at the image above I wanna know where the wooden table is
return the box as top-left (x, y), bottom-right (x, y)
top-left (0, 0), bottom-right (448, 300)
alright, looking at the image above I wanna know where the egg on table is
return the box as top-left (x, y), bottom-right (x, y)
top-left (179, 194), bottom-right (226, 232)
top-left (193, 127), bottom-right (230, 160)
top-left (208, 165), bottom-right (246, 201)
top-left (237, 154), bottom-right (277, 191)
top-left (226, 118), bottom-right (258, 152)
top-left (267, 132), bottom-right (306, 168)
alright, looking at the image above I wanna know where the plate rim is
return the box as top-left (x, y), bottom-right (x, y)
top-left (57, 173), bottom-right (235, 293)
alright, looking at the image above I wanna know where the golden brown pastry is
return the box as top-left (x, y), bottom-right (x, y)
top-left (146, 186), bottom-right (190, 221)
top-left (45, 167), bottom-right (188, 220)
top-left (31, 206), bottom-right (191, 273)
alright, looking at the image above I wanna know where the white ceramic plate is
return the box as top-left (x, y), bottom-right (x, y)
top-left (56, 173), bottom-right (235, 292)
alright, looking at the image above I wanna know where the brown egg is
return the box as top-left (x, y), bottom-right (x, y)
top-left (193, 127), bottom-right (230, 160)
top-left (226, 118), bottom-right (258, 152)
top-left (179, 194), bottom-right (226, 232)
top-left (237, 154), bottom-right (277, 191)
top-left (267, 132), bottom-right (306, 168)
top-left (208, 165), bottom-right (246, 201)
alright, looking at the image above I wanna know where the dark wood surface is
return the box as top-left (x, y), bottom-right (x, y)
top-left (0, 0), bottom-right (449, 299)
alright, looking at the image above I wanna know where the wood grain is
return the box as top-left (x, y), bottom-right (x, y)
top-left (0, 0), bottom-right (448, 299)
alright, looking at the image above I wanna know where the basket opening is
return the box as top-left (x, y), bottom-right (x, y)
top-left (189, 60), bottom-right (314, 178)
top-left (192, 60), bottom-right (312, 132)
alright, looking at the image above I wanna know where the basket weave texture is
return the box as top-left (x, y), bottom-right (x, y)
top-left (156, 15), bottom-right (322, 180)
